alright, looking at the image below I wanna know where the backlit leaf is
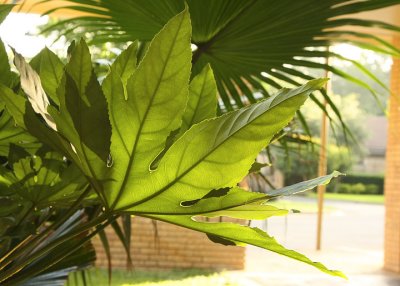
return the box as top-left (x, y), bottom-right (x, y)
top-left (180, 64), bottom-right (217, 134)
top-left (13, 51), bottom-right (57, 130)
top-left (103, 8), bottom-right (192, 207)
top-left (30, 47), bottom-right (64, 106)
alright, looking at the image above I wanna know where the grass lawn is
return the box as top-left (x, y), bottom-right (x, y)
top-left (269, 193), bottom-right (384, 214)
top-left (269, 199), bottom-right (322, 213)
top-left (67, 269), bottom-right (238, 286)
top-left (269, 198), bottom-right (336, 213)
top-left (307, 193), bottom-right (384, 204)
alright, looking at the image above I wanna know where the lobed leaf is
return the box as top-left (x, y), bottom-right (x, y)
top-left (30, 47), bottom-right (64, 106)
top-left (0, 4), bottom-right (13, 25)
top-left (180, 64), bottom-right (218, 134)
top-left (120, 79), bottom-right (327, 212)
top-left (103, 8), bottom-right (192, 207)
top-left (0, 39), bottom-right (14, 87)
top-left (0, 84), bottom-right (77, 159)
top-left (0, 111), bottom-right (40, 156)
top-left (49, 40), bottom-right (111, 182)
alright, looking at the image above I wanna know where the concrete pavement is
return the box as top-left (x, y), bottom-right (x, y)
top-left (234, 197), bottom-right (400, 286)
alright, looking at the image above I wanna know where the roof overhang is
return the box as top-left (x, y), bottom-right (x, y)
top-left (8, 0), bottom-right (96, 17)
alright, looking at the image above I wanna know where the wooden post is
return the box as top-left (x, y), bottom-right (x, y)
top-left (316, 55), bottom-right (330, 251)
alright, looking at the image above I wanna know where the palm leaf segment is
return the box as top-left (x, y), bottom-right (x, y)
top-left (40, 0), bottom-right (400, 121)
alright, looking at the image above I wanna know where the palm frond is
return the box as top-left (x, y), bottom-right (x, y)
top-left (31, 0), bottom-right (400, 136)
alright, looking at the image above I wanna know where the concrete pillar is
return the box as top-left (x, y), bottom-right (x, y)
top-left (384, 36), bottom-right (400, 272)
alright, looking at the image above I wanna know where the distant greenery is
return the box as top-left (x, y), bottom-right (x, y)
top-left (326, 173), bottom-right (384, 195)
top-left (334, 183), bottom-right (379, 195)
top-left (340, 173), bottom-right (384, 191)
top-left (276, 142), bottom-right (353, 186)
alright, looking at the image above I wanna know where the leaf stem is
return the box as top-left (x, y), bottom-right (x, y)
top-left (0, 212), bottom-right (109, 283)
top-left (0, 185), bottom-right (92, 271)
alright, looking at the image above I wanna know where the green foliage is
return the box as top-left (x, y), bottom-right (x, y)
top-left (277, 143), bottom-right (353, 185)
top-left (337, 183), bottom-right (365, 194)
top-left (328, 172), bottom-right (383, 195)
top-left (30, 47), bottom-right (64, 105)
top-left (339, 173), bottom-right (384, 194)
top-left (365, 184), bottom-right (380, 195)
top-left (0, 7), bottom-right (348, 284)
top-left (335, 183), bottom-right (380, 195)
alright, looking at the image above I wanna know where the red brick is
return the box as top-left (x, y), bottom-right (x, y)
top-left (94, 216), bottom-right (245, 270)
top-left (384, 36), bottom-right (400, 272)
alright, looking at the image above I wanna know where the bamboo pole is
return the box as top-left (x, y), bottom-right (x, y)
top-left (316, 52), bottom-right (330, 251)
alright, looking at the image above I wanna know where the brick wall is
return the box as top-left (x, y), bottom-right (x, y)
top-left (93, 216), bottom-right (246, 270)
top-left (384, 36), bottom-right (400, 272)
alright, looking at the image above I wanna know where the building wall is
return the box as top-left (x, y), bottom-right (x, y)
top-left (353, 156), bottom-right (386, 175)
top-left (92, 216), bottom-right (245, 270)
top-left (384, 36), bottom-right (400, 272)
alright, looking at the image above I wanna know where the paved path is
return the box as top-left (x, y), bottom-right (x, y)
top-left (234, 197), bottom-right (400, 286)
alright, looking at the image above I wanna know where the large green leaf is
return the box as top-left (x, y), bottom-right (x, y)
top-left (30, 47), bottom-right (64, 106)
top-left (0, 41), bottom-right (13, 87)
top-left (180, 64), bottom-right (217, 134)
top-left (170, 186), bottom-right (286, 219)
top-left (7, 150), bottom-right (88, 205)
top-left (0, 8), bottom-right (349, 280)
top-left (0, 6), bottom-right (16, 88)
top-left (0, 5), bottom-right (13, 24)
top-left (97, 11), bottom-right (341, 276)
top-left (102, 8), bottom-right (192, 207)
top-left (119, 79), bottom-right (326, 212)
top-left (0, 44), bottom-right (111, 204)
top-left (38, 165), bottom-right (90, 207)
top-left (0, 110), bottom-right (40, 156)
top-left (107, 41), bottom-right (139, 93)
top-left (150, 63), bottom-right (218, 169)
top-left (48, 40), bottom-right (111, 183)
top-left (0, 84), bottom-right (77, 160)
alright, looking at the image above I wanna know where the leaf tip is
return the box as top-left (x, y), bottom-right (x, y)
top-left (329, 269), bottom-right (348, 280)
top-left (331, 170), bottom-right (344, 177)
top-left (308, 78), bottom-right (329, 90)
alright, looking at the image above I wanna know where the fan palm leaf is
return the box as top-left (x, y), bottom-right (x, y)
top-left (34, 0), bottom-right (400, 121)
